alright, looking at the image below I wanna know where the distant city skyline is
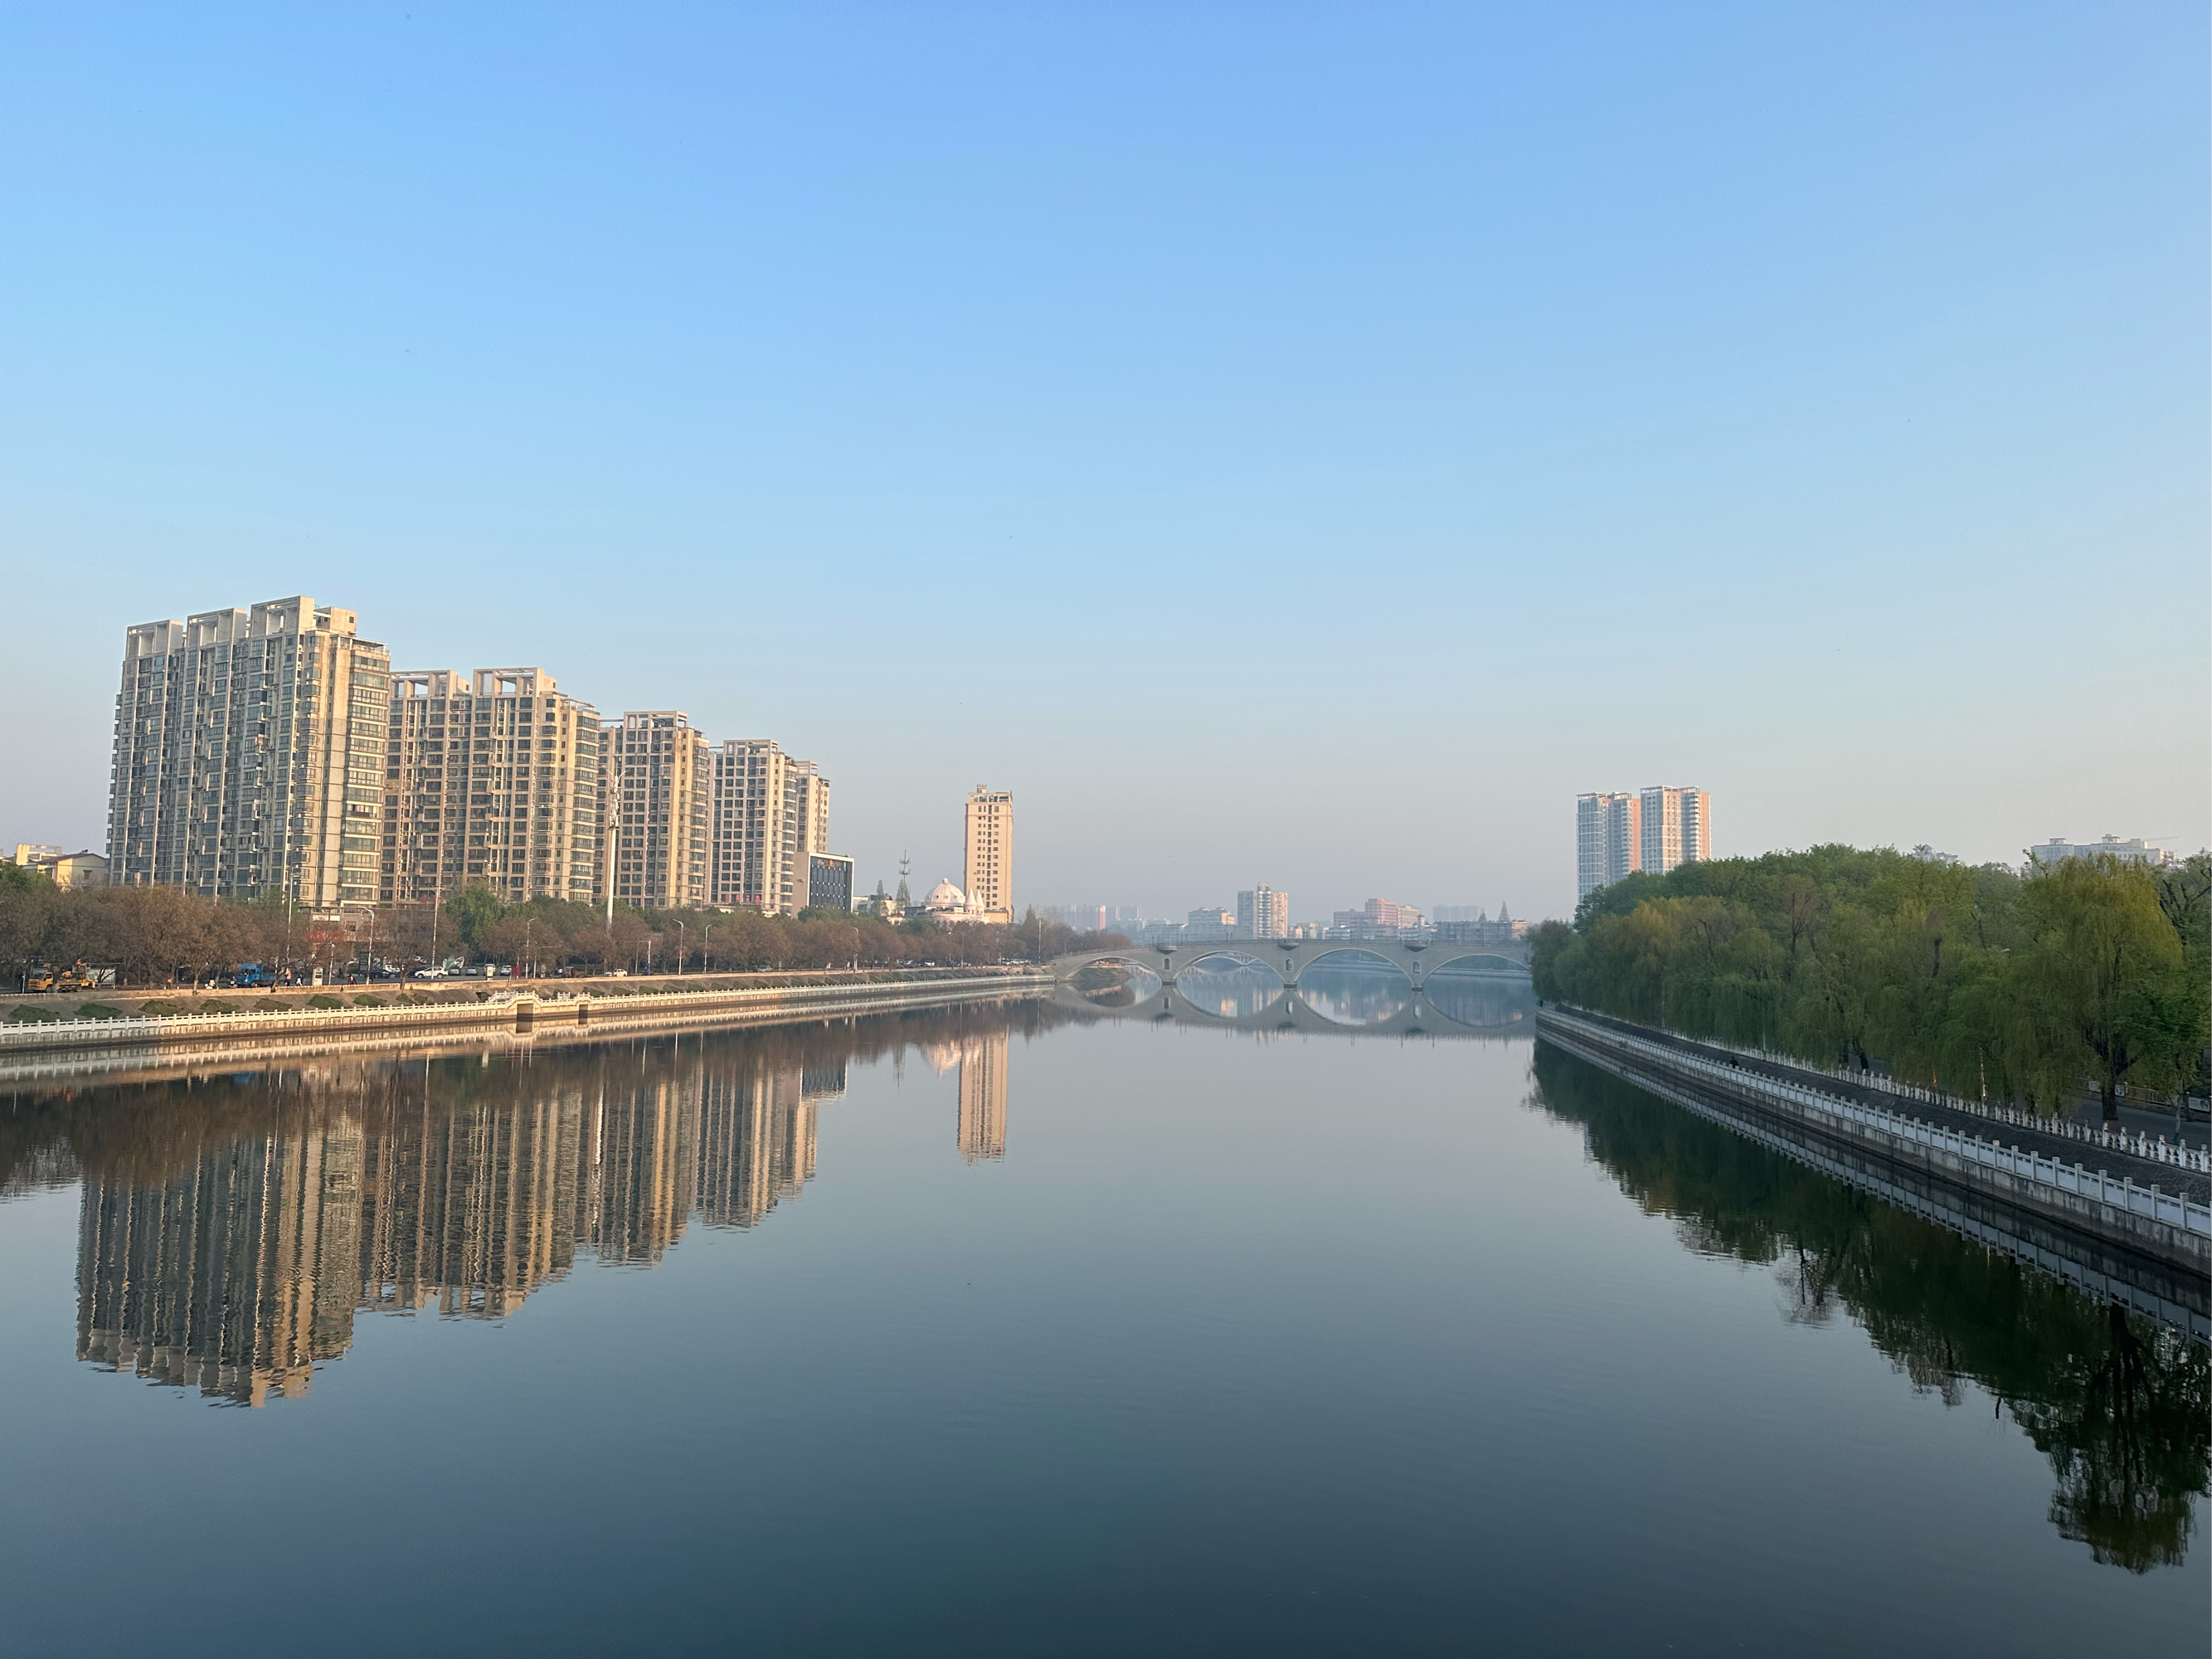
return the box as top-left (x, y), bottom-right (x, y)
top-left (3, 7), bottom-right (2205, 918)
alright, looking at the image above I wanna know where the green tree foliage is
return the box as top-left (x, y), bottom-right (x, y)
top-left (0, 873), bottom-right (1131, 990)
top-left (1531, 1047), bottom-right (2211, 1569)
top-left (1534, 846), bottom-right (2209, 1120)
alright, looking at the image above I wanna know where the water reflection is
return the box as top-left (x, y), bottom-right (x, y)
top-left (1297, 955), bottom-right (1412, 1026)
top-left (1531, 1045), bottom-right (2212, 1572)
top-left (1069, 958), bottom-right (1162, 1009)
top-left (925, 1029), bottom-right (1010, 1161)
top-left (24, 1003), bottom-right (1062, 1406)
top-left (1171, 955), bottom-right (1286, 1020)
top-left (1417, 970), bottom-right (1534, 1029)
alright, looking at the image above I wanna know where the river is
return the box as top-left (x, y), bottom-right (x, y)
top-left (0, 976), bottom-right (2203, 1655)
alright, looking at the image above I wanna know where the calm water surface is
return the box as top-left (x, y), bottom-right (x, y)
top-left (1, 981), bottom-right (2205, 1656)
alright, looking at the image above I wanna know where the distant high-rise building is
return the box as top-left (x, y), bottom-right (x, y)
top-left (964, 787), bottom-right (1013, 924)
top-left (108, 596), bottom-right (390, 906)
top-left (382, 668), bottom-right (602, 905)
top-left (600, 713), bottom-right (712, 911)
top-left (708, 739), bottom-right (830, 913)
top-left (1576, 791), bottom-right (1643, 901)
top-left (1639, 786), bottom-right (1710, 878)
top-left (1237, 885), bottom-right (1290, 938)
top-left (956, 1030), bottom-right (1009, 1163)
top-left (1186, 907), bottom-right (1235, 939)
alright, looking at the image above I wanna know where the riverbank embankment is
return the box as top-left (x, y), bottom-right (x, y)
top-left (1536, 1005), bottom-right (2211, 1335)
top-left (0, 968), bottom-right (1053, 1084)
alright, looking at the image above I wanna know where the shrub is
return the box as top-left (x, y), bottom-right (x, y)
top-left (352, 995), bottom-right (386, 1008)
top-left (307, 993), bottom-right (346, 1010)
top-left (198, 1000), bottom-right (238, 1014)
top-left (138, 1000), bottom-right (184, 1017)
top-left (75, 1004), bottom-right (124, 1020)
top-left (7, 1005), bottom-right (61, 1022)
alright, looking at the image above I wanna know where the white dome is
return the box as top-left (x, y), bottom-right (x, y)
top-left (924, 878), bottom-right (966, 909)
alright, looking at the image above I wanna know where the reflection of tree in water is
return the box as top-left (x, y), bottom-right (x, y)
top-left (1531, 1045), bottom-right (2212, 1572)
top-left (0, 999), bottom-right (1077, 1198)
top-left (1072, 960), bottom-right (1160, 1010)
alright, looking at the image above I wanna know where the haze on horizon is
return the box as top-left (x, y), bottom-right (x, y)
top-left (2, 4), bottom-right (2204, 923)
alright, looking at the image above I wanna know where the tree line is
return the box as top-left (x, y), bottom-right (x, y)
top-left (1530, 1044), bottom-right (2209, 1569)
top-left (0, 863), bottom-right (1128, 988)
top-left (1530, 845), bottom-right (2210, 1120)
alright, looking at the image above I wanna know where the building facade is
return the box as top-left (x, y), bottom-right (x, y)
top-left (1237, 884), bottom-right (1290, 938)
top-left (1576, 791), bottom-right (1643, 901)
top-left (1186, 907), bottom-right (1235, 940)
top-left (600, 712), bottom-right (712, 911)
top-left (963, 787), bottom-right (1013, 924)
top-left (808, 853), bottom-right (854, 912)
top-left (11, 844), bottom-right (109, 888)
top-left (1639, 786), bottom-right (1710, 879)
top-left (108, 596), bottom-right (389, 907)
top-left (707, 739), bottom-right (830, 913)
top-left (381, 668), bottom-right (602, 905)
top-left (2027, 835), bottom-right (2176, 869)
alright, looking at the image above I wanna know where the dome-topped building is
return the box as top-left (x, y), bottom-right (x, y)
top-left (921, 876), bottom-right (996, 925)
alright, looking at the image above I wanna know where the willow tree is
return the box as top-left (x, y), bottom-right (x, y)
top-left (2015, 858), bottom-right (2186, 1121)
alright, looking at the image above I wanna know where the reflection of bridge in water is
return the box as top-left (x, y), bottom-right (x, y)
top-left (1050, 939), bottom-right (1534, 1037)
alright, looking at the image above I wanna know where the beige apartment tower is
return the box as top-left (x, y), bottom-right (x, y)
top-left (963, 787), bottom-right (1013, 925)
top-left (708, 739), bottom-right (830, 913)
top-left (108, 596), bottom-right (389, 906)
top-left (600, 713), bottom-right (712, 911)
top-left (1576, 791), bottom-right (1642, 901)
top-left (382, 669), bottom-right (602, 905)
top-left (1237, 884), bottom-right (1290, 938)
top-left (1639, 786), bottom-right (1711, 878)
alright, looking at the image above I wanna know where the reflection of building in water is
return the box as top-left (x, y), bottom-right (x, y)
top-left (576, 1073), bottom-right (701, 1266)
top-left (698, 1066), bottom-right (818, 1229)
top-left (61, 1010), bottom-right (1047, 1405)
top-left (956, 1031), bottom-right (1009, 1163)
top-left (77, 1121), bottom-right (366, 1406)
top-left (359, 1093), bottom-right (584, 1318)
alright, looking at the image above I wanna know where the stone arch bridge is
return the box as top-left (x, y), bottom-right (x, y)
top-left (1046, 937), bottom-right (1534, 1037)
top-left (1050, 936), bottom-right (1530, 990)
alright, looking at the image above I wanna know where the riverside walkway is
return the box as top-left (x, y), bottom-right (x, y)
top-left (1537, 1004), bottom-right (2211, 1338)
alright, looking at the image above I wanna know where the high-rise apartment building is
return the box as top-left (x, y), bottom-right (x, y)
top-left (963, 787), bottom-right (1013, 924)
top-left (108, 596), bottom-right (389, 906)
top-left (1237, 884), bottom-right (1290, 938)
top-left (1576, 791), bottom-right (1642, 901)
top-left (1639, 786), bottom-right (1711, 878)
top-left (382, 669), bottom-right (602, 905)
top-left (707, 739), bottom-right (830, 913)
top-left (600, 713), bottom-right (712, 911)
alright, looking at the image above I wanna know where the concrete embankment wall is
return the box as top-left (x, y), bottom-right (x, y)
top-left (0, 971), bottom-right (1052, 1081)
top-left (1536, 1006), bottom-right (2211, 1334)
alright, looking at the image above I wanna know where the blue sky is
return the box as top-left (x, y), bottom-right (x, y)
top-left (2, 3), bottom-right (2204, 920)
